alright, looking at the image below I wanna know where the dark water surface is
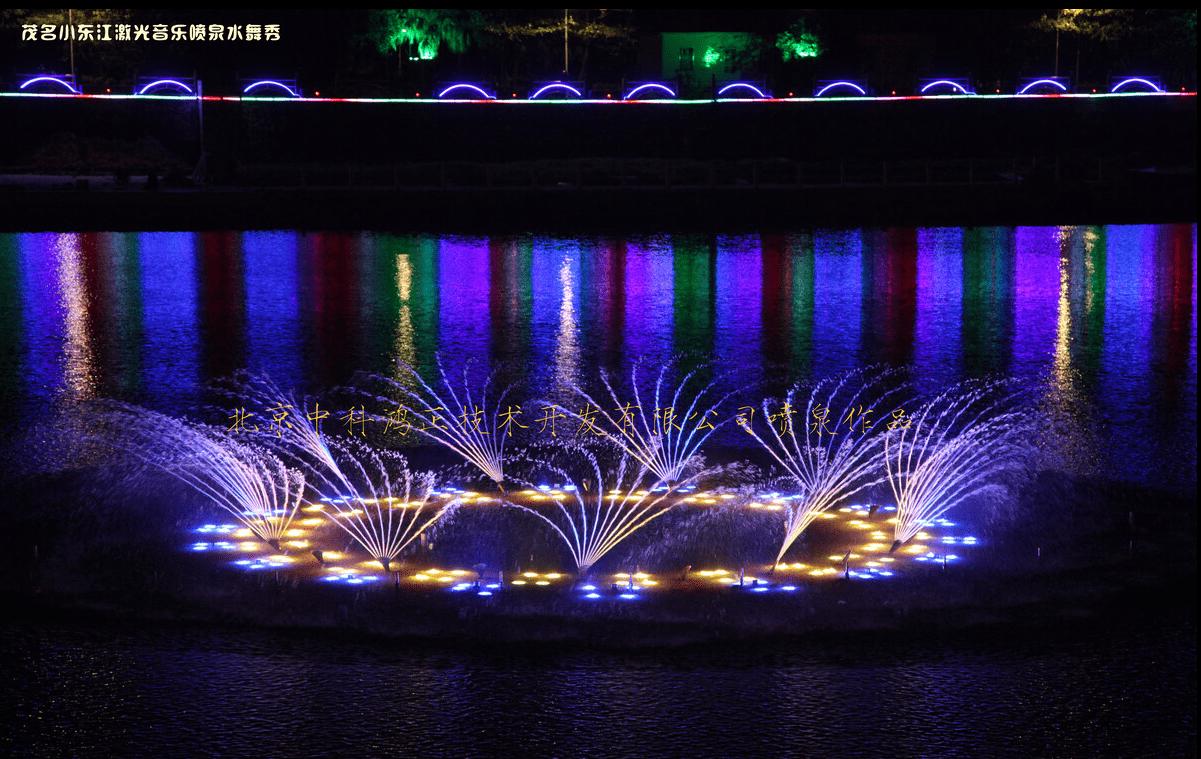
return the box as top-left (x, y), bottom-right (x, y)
top-left (1, 609), bottom-right (1195, 759)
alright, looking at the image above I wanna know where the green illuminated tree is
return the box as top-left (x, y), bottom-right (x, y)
top-left (367, 9), bottom-right (484, 73)
top-left (776, 18), bottom-right (822, 62)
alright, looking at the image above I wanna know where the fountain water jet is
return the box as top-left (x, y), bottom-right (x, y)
top-left (301, 439), bottom-right (458, 573)
top-left (360, 360), bottom-right (513, 491)
top-left (238, 389), bottom-right (460, 573)
top-left (100, 403), bottom-right (304, 549)
top-left (741, 368), bottom-right (908, 571)
top-left (886, 380), bottom-right (1031, 548)
top-left (504, 445), bottom-right (703, 577)
top-left (556, 357), bottom-right (732, 484)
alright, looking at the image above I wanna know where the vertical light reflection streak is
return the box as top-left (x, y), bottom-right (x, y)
top-left (54, 233), bottom-right (98, 401)
top-left (914, 227), bottom-right (962, 394)
top-left (394, 252), bottom-right (415, 372)
top-left (1052, 226), bottom-right (1076, 402)
top-left (554, 253), bottom-right (581, 393)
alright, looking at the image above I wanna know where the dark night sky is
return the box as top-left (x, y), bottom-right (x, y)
top-left (1, 9), bottom-right (1195, 94)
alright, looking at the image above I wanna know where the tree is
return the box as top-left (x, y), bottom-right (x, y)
top-left (1, 9), bottom-right (137, 88)
top-left (776, 18), bottom-right (822, 62)
top-left (366, 9), bottom-right (485, 74)
top-left (485, 9), bottom-right (634, 81)
top-left (1032, 9), bottom-right (1198, 87)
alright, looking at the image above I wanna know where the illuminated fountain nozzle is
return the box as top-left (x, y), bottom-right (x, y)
top-left (889, 540), bottom-right (903, 554)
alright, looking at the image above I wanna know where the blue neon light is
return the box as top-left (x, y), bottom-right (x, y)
top-left (816, 81), bottom-right (866, 97)
top-left (1111, 77), bottom-right (1163, 93)
top-left (138, 79), bottom-right (194, 95)
top-left (243, 80), bottom-right (300, 97)
top-left (921, 80), bottom-right (969, 95)
top-left (1018, 79), bottom-right (1067, 95)
top-left (718, 83), bottom-right (768, 98)
top-left (438, 84), bottom-right (494, 100)
top-left (624, 83), bottom-right (676, 100)
top-left (19, 76), bottom-right (78, 94)
top-left (529, 83), bottom-right (583, 99)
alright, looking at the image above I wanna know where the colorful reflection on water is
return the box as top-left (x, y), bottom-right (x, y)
top-left (0, 225), bottom-right (1194, 490)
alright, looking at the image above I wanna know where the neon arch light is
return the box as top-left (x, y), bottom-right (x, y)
top-left (19, 76), bottom-right (78, 94)
top-left (243, 80), bottom-right (300, 97)
top-left (1111, 78), bottom-right (1163, 93)
top-left (138, 79), bottom-right (194, 95)
top-left (1018, 79), bottom-right (1067, 95)
top-left (529, 83), bottom-right (582, 99)
top-left (815, 81), bottom-right (867, 97)
top-left (624, 83), bottom-right (676, 100)
top-left (717, 83), bottom-right (768, 98)
top-left (438, 84), bottom-right (494, 99)
top-left (920, 80), bottom-right (969, 95)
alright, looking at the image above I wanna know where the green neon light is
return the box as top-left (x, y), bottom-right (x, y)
top-left (703, 47), bottom-right (722, 68)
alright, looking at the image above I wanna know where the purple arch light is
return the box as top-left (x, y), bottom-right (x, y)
top-left (624, 83), bottom-right (675, 100)
top-left (1111, 78), bottom-right (1163, 93)
top-left (19, 76), bottom-right (78, 94)
top-left (529, 83), bottom-right (582, 99)
top-left (438, 84), bottom-right (494, 100)
top-left (717, 83), bottom-right (767, 98)
top-left (920, 80), bottom-right (969, 95)
top-left (243, 80), bottom-right (299, 97)
top-left (815, 81), bottom-right (867, 97)
top-left (1018, 78), bottom-right (1067, 95)
top-left (138, 79), bottom-right (194, 95)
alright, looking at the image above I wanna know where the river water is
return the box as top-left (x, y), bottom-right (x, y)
top-left (0, 225), bottom-right (1196, 756)
top-left (0, 225), bottom-right (1194, 489)
top-left (1, 607), bottom-right (1195, 758)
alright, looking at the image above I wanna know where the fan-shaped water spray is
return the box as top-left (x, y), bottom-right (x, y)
top-left (741, 368), bottom-right (908, 570)
top-left (504, 445), bottom-right (702, 576)
top-left (360, 360), bottom-right (513, 490)
top-left (300, 439), bottom-right (458, 572)
top-left (556, 358), bottom-right (731, 484)
top-left (886, 380), bottom-right (1031, 548)
top-left (227, 383), bottom-right (460, 572)
top-left (100, 403), bottom-right (304, 549)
